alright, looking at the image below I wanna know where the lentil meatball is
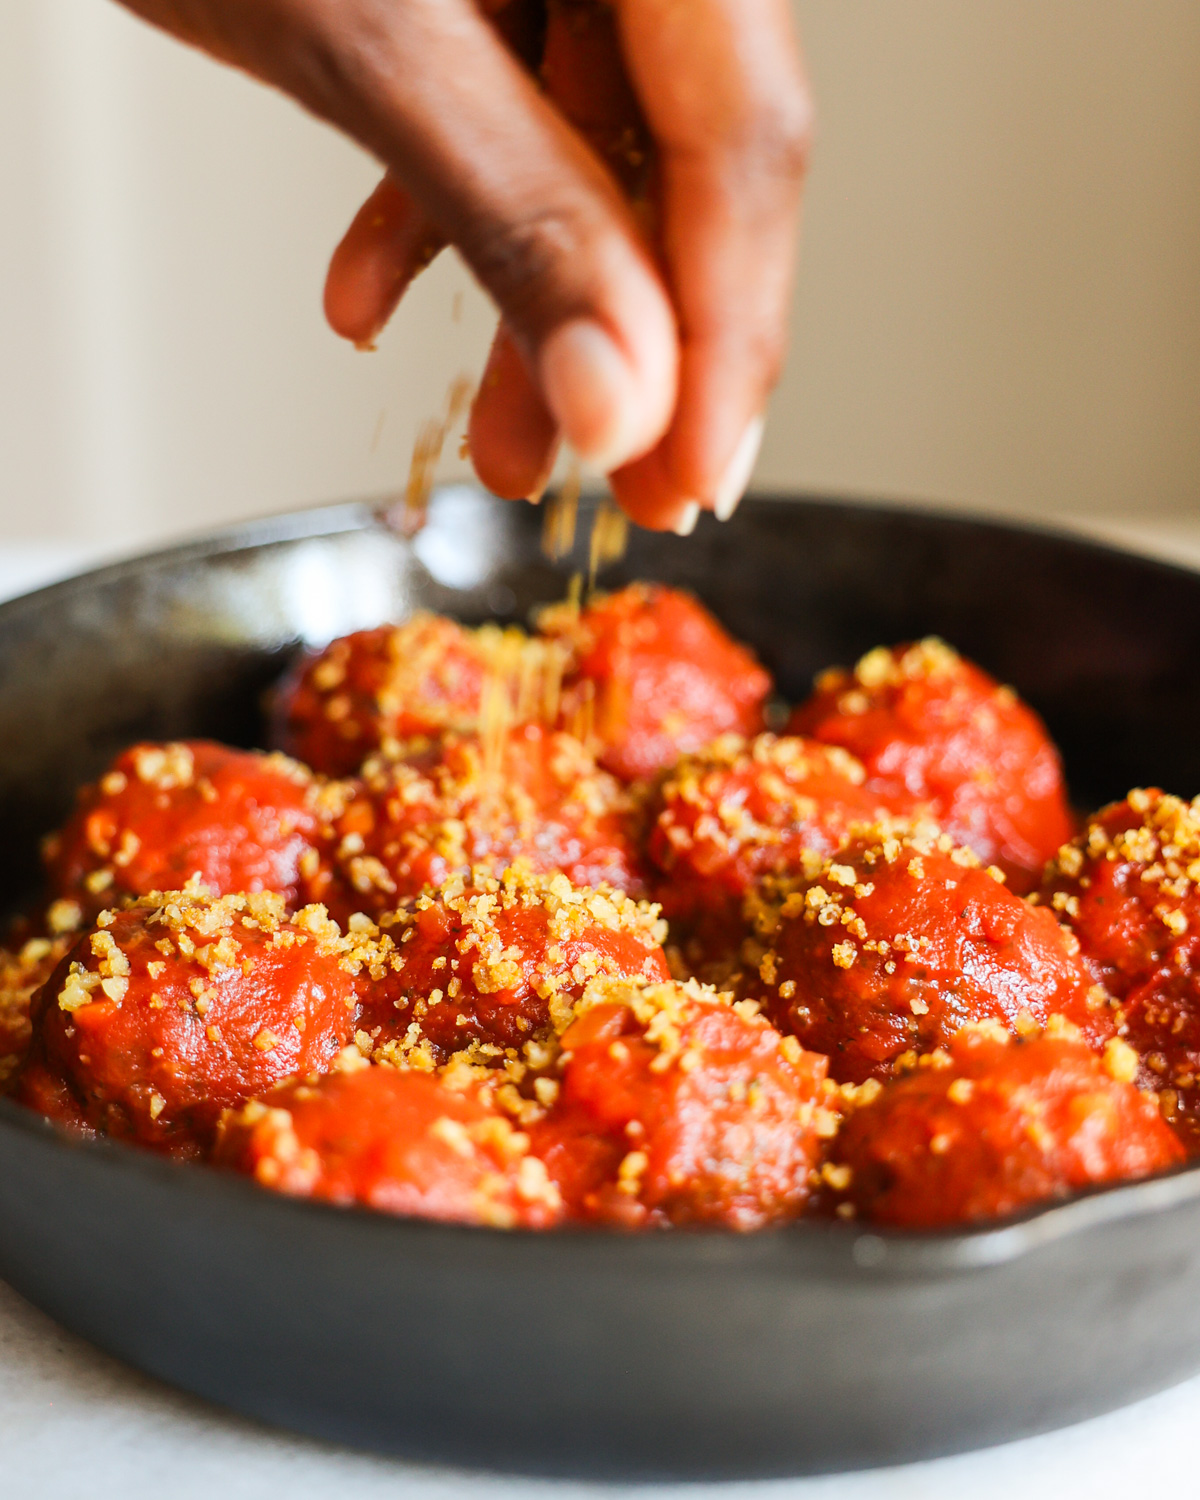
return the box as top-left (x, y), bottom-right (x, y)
top-left (530, 976), bottom-right (832, 1229)
top-left (745, 824), bottom-right (1110, 1084)
top-left (216, 1058), bottom-right (563, 1227)
top-left (0, 934), bottom-right (73, 1089)
top-left (43, 741), bottom-right (331, 915)
top-left (790, 639), bottom-right (1074, 890)
top-left (18, 891), bottom-right (369, 1155)
top-left (306, 725), bottom-right (647, 923)
top-left (360, 865), bottom-right (670, 1066)
top-left (1039, 789), bottom-right (1200, 997)
top-left (1039, 790), bottom-right (1200, 1144)
top-left (645, 733), bottom-right (883, 925)
top-left (830, 1026), bottom-right (1184, 1228)
top-left (272, 614), bottom-right (493, 776)
top-left (538, 584), bottom-right (772, 782)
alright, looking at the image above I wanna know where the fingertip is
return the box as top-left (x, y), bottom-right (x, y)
top-left (323, 176), bottom-right (443, 346)
top-left (538, 318), bottom-right (640, 472)
top-left (538, 309), bottom-right (676, 475)
top-left (469, 328), bottom-right (561, 500)
top-left (609, 446), bottom-right (703, 534)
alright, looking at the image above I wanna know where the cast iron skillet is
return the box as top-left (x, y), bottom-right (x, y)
top-left (1, 489), bottom-right (1200, 1479)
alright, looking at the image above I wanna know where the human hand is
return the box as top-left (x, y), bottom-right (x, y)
top-left (116, 0), bottom-right (811, 531)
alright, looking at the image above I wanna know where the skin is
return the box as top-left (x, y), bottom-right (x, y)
top-left (111, 0), bottom-right (811, 530)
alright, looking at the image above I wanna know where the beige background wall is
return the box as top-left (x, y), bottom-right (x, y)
top-left (1, 0), bottom-right (1198, 549)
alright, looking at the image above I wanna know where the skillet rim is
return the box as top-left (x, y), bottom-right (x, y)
top-left (2, 486), bottom-right (1200, 619)
top-left (2, 485), bottom-right (1198, 1273)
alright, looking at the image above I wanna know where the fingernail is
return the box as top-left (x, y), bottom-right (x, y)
top-left (539, 319), bottom-right (643, 473)
top-left (714, 415), bottom-right (764, 522)
top-left (673, 501), bottom-right (701, 537)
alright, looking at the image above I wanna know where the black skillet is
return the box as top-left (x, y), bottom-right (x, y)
top-left (0, 489), bottom-right (1199, 1479)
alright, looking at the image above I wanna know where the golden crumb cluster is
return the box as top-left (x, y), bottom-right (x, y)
top-left (331, 730), bottom-right (636, 907)
top-left (51, 889), bottom-right (391, 1020)
top-left (388, 864), bottom-right (664, 958)
top-left (1049, 790), bottom-right (1200, 901)
top-left (353, 866), bottom-right (666, 1102)
top-left (656, 734), bottom-right (866, 854)
top-left (814, 637), bottom-right (965, 708)
top-left (568, 973), bottom-right (732, 1048)
top-left (0, 936), bottom-right (72, 1081)
top-left (319, 615), bottom-right (482, 746)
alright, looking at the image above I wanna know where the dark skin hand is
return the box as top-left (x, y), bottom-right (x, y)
top-left (111, 0), bottom-right (811, 531)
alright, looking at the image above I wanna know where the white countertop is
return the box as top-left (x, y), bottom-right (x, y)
top-left (4, 512), bottom-right (1200, 1500)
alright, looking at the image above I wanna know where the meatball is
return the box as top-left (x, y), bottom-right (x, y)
top-left (215, 1057), bottom-right (562, 1227)
top-left (1039, 790), bottom-right (1200, 1143)
top-left (19, 891), bottom-right (369, 1154)
top-left (44, 741), bottom-right (331, 915)
top-left (790, 639), bottom-right (1074, 890)
top-left (272, 614), bottom-right (494, 776)
top-left (1039, 789), bottom-right (1200, 997)
top-left (830, 1026), bottom-right (1184, 1228)
top-left (530, 976), bottom-right (832, 1229)
top-left (360, 865), bottom-right (670, 1066)
top-left (538, 584), bottom-right (772, 782)
top-left (745, 824), bottom-right (1110, 1084)
top-left (306, 725), bottom-right (647, 923)
top-left (0, 933), bottom-right (73, 1089)
top-left (645, 733), bottom-right (883, 925)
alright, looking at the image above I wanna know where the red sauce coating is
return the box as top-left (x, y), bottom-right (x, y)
top-left (43, 741), bottom-right (328, 915)
top-left (745, 825), bottom-right (1111, 1084)
top-left (360, 865), bottom-right (669, 1065)
top-left (18, 891), bottom-right (367, 1155)
top-left (1039, 791), bottom-right (1200, 1141)
top-left (273, 615), bottom-right (491, 777)
top-left (216, 1060), bottom-right (562, 1227)
top-left (645, 733), bottom-right (883, 925)
top-left (831, 1027), bottom-right (1184, 1227)
top-left (539, 585), bottom-right (772, 782)
top-left (789, 639), bottom-right (1074, 891)
top-left (306, 725), bottom-right (646, 923)
top-left (530, 978), bottom-right (831, 1229)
